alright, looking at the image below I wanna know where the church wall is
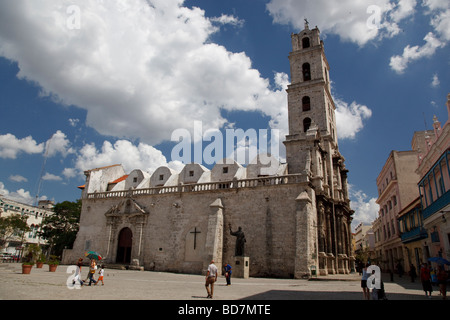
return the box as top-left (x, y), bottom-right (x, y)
top-left (64, 181), bottom-right (312, 279)
top-left (69, 198), bottom-right (113, 257)
top-left (140, 183), bottom-right (304, 277)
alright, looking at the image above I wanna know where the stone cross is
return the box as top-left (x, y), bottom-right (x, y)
top-left (190, 227), bottom-right (201, 250)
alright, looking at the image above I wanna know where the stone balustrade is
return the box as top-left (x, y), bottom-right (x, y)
top-left (86, 174), bottom-right (308, 199)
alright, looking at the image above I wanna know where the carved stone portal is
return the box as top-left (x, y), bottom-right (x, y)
top-left (104, 197), bottom-right (149, 265)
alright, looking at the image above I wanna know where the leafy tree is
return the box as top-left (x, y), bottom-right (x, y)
top-left (0, 214), bottom-right (30, 250)
top-left (39, 200), bottom-right (81, 257)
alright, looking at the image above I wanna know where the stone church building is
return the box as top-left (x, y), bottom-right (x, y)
top-left (63, 24), bottom-right (354, 278)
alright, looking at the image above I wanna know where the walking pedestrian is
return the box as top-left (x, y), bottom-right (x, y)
top-left (431, 267), bottom-right (437, 285)
top-left (95, 264), bottom-right (105, 286)
top-left (77, 257), bottom-right (84, 269)
top-left (205, 260), bottom-right (218, 299)
top-left (420, 263), bottom-right (433, 298)
top-left (437, 265), bottom-right (448, 300)
top-left (72, 258), bottom-right (84, 286)
top-left (409, 264), bottom-right (417, 282)
top-left (224, 263), bottom-right (232, 286)
top-left (361, 263), bottom-right (370, 300)
top-left (369, 269), bottom-right (387, 300)
top-left (87, 259), bottom-right (97, 286)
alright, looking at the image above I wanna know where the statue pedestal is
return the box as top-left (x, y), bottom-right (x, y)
top-left (233, 256), bottom-right (249, 279)
top-left (128, 259), bottom-right (144, 271)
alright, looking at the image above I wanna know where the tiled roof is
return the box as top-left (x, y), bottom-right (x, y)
top-left (109, 175), bottom-right (129, 184)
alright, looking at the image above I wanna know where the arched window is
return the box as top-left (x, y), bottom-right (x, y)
top-left (302, 37), bottom-right (310, 48)
top-left (302, 96), bottom-right (311, 111)
top-left (302, 63), bottom-right (311, 81)
top-left (33, 225), bottom-right (39, 238)
top-left (29, 224), bottom-right (36, 238)
top-left (303, 118), bottom-right (312, 132)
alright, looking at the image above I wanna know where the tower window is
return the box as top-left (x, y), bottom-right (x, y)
top-left (302, 37), bottom-right (310, 48)
top-left (302, 96), bottom-right (311, 111)
top-left (303, 118), bottom-right (312, 132)
top-left (302, 63), bottom-right (311, 81)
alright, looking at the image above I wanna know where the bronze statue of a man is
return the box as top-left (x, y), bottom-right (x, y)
top-left (229, 224), bottom-right (246, 256)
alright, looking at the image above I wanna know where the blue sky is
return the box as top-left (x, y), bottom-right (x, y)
top-left (0, 0), bottom-right (449, 230)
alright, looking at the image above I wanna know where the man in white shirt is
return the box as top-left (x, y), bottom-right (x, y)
top-left (205, 260), bottom-right (218, 298)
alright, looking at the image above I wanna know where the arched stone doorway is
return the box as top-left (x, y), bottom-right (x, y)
top-left (116, 227), bottom-right (132, 264)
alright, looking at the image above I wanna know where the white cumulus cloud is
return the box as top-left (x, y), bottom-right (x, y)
top-left (335, 99), bottom-right (373, 140)
top-left (42, 172), bottom-right (63, 181)
top-left (389, 32), bottom-right (446, 73)
top-left (266, 0), bottom-right (414, 47)
top-left (46, 130), bottom-right (75, 158)
top-left (389, 1), bottom-right (449, 73)
top-left (71, 139), bottom-right (170, 176)
top-left (266, 0), bottom-right (449, 73)
top-left (431, 73), bottom-right (440, 87)
top-left (8, 175), bottom-right (28, 183)
top-left (0, 181), bottom-right (42, 205)
top-left (348, 185), bottom-right (380, 231)
top-left (0, 0), bottom-right (287, 146)
top-left (0, 133), bottom-right (44, 159)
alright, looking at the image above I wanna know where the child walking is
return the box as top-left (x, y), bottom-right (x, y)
top-left (96, 265), bottom-right (105, 286)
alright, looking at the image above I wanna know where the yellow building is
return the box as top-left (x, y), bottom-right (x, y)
top-left (397, 197), bottom-right (427, 273)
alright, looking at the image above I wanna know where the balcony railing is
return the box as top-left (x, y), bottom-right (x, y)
top-left (86, 174), bottom-right (309, 200)
top-left (400, 227), bottom-right (428, 244)
top-left (422, 189), bottom-right (450, 220)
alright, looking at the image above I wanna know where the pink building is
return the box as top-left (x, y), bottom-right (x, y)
top-left (416, 94), bottom-right (450, 262)
top-left (373, 94), bottom-right (450, 273)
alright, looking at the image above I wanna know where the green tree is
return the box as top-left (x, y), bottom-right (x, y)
top-left (0, 214), bottom-right (30, 250)
top-left (39, 200), bottom-right (81, 257)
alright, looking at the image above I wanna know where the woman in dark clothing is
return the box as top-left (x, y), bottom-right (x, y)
top-left (420, 263), bottom-right (433, 298)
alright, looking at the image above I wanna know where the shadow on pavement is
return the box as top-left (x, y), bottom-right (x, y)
top-left (240, 290), bottom-right (424, 300)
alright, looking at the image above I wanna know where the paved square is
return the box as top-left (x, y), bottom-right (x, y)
top-left (0, 263), bottom-right (441, 301)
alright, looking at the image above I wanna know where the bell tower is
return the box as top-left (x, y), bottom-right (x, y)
top-left (284, 23), bottom-right (347, 201)
top-left (284, 24), bottom-right (354, 275)
top-left (287, 23), bottom-right (336, 138)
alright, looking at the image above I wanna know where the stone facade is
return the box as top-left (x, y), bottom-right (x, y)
top-left (284, 24), bottom-right (353, 275)
top-left (63, 25), bottom-right (354, 278)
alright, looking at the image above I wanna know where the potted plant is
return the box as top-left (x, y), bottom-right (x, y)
top-left (36, 253), bottom-right (46, 268)
top-left (22, 261), bottom-right (33, 274)
top-left (21, 244), bottom-right (40, 274)
top-left (48, 255), bottom-right (60, 272)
